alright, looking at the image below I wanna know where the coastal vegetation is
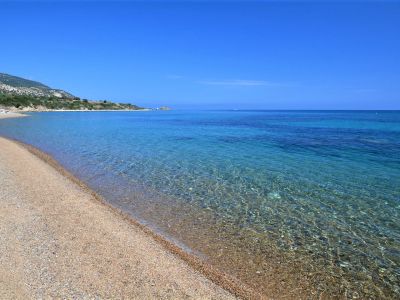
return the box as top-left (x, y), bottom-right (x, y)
top-left (0, 93), bottom-right (143, 111)
top-left (0, 73), bottom-right (144, 111)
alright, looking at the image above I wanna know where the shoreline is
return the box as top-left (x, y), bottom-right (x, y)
top-left (1, 109), bottom-right (398, 299)
top-left (0, 135), bottom-right (259, 299)
top-left (32, 109), bottom-right (152, 112)
top-left (0, 111), bottom-right (28, 119)
top-left (2, 109), bottom-right (151, 113)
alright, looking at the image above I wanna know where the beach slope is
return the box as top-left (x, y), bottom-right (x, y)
top-left (0, 111), bottom-right (27, 119)
top-left (0, 137), bottom-right (234, 299)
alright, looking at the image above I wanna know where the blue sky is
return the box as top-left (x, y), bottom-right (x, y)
top-left (1, 1), bottom-right (399, 109)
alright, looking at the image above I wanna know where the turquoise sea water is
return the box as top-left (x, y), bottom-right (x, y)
top-left (1, 110), bottom-right (399, 298)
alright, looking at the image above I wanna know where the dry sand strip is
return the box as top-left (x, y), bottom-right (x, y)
top-left (0, 112), bottom-right (27, 119)
top-left (0, 137), bottom-right (240, 299)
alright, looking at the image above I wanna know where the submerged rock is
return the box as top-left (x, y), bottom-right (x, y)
top-left (267, 192), bottom-right (282, 200)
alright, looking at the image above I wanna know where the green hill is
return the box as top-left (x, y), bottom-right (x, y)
top-left (0, 73), bottom-right (51, 89)
top-left (0, 73), bottom-right (75, 98)
top-left (0, 73), bottom-right (144, 111)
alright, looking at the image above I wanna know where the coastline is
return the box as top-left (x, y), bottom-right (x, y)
top-left (2, 109), bottom-right (151, 113)
top-left (0, 111), bottom-right (27, 119)
top-left (0, 135), bottom-right (258, 299)
top-left (2, 111), bottom-right (397, 298)
top-left (33, 109), bottom-right (152, 112)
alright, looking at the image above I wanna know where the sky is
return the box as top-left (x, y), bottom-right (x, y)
top-left (1, 1), bottom-right (399, 110)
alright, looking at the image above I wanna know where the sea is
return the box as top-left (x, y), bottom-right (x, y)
top-left (1, 110), bottom-right (399, 298)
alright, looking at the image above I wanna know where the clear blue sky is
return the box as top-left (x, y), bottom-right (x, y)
top-left (1, 1), bottom-right (399, 109)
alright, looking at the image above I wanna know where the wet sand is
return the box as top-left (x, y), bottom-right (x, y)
top-left (0, 136), bottom-right (245, 299)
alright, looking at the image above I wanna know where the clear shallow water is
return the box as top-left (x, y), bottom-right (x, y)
top-left (1, 110), bottom-right (399, 298)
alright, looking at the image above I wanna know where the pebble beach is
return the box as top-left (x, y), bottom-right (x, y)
top-left (0, 136), bottom-right (238, 299)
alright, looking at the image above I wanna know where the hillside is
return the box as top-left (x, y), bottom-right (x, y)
top-left (0, 73), bottom-right (144, 111)
top-left (0, 73), bottom-right (75, 99)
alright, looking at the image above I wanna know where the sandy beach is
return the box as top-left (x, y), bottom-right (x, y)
top-left (0, 136), bottom-right (239, 299)
top-left (0, 111), bottom-right (27, 119)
